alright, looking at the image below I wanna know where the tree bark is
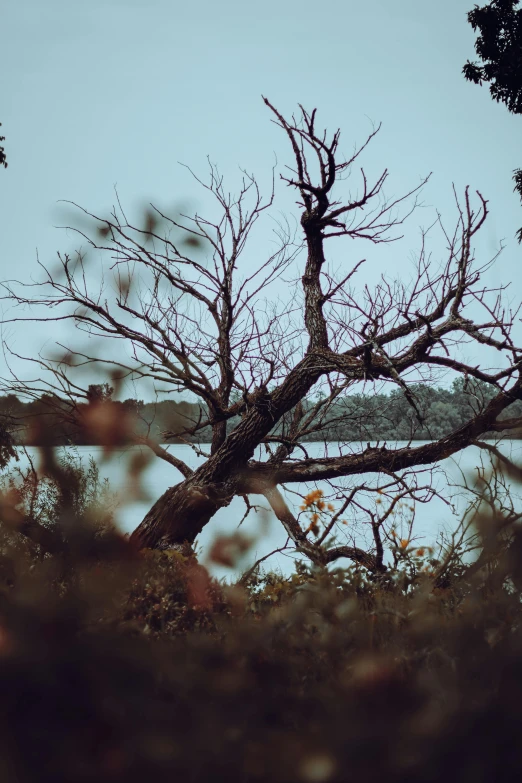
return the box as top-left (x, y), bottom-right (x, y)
top-left (130, 350), bottom-right (333, 548)
top-left (129, 477), bottom-right (233, 550)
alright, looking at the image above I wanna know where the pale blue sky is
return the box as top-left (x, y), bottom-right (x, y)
top-left (1, 0), bottom-right (520, 395)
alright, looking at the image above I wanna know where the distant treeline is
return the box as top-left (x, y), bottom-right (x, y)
top-left (1, 378), bottom-right (521, 447)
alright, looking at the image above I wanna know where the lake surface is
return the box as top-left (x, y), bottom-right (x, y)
top-left (9, 441), bottom-right (522, 579)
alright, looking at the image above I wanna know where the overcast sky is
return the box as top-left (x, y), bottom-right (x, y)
top-left (1, 0), bottom-right (520, 399)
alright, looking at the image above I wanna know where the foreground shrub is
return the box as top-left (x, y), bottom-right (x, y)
top-left (1, 449), bottom-right (522, 781)
top-left (0, 523), bottom-right (520, 783)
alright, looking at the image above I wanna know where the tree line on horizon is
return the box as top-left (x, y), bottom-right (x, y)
top-left (2, 377), bottom-right (522, 449)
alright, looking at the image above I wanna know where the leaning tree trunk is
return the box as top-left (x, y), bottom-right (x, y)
top-left (129, 416), bottom-right (265, 550)
top-left (130, 350), bottom-right (329, 550)
top-left (129, 199), bottom-right (338, 552)
top-left (129, 474), bottom-right (234, 550)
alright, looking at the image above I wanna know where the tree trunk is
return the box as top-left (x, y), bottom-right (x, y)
top-left (129, 475), bottom-right (233, 550)
top-left (131, 351), bottom-right (331, 549)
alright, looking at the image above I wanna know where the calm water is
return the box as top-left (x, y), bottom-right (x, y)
top-left (10, 441), bottom-right (522, 579)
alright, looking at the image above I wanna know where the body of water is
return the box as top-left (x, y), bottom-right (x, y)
top-left (8, 441), bottom-right (522, 579)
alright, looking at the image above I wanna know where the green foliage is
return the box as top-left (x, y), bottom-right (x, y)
top-left (463, 0), bottom-right (522, 113)
top-left (463, 0), bottom-right (522, 240)
top-left (0, 415), bottom-right (17, 471)
top-left (86, 383), bottom-right (114, 403)
top-left (120, 549), bottom-right (230, 637)
top-left (2, 377), bottom-right (518, 448)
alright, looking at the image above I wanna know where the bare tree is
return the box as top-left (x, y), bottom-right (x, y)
top-left (3, 99), bottom-right (522, 575)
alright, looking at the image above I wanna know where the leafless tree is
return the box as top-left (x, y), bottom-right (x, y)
top-left (3, 99), bottom-right (522, 576)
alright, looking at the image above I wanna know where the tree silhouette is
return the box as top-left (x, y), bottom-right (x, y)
top-left (0, 122), bottom-right (7, 169)
top-left (463, 0), bottom-right (522, 240)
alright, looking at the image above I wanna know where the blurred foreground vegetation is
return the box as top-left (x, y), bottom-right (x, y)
top-left (0, 445), bottom-right (521, 781)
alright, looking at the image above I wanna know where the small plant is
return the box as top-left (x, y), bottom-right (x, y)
top-left (0, 447), bottom-right (117, 551)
